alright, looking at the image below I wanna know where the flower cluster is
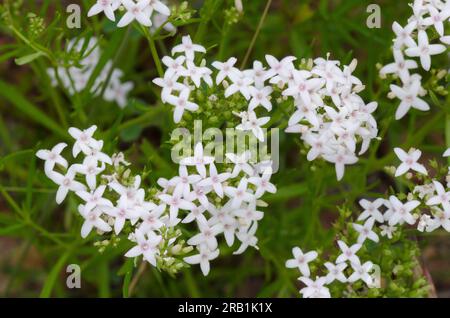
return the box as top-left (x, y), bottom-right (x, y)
top-left (47, 37), bottom-right (133, 108)
top-left (350, 147), bottom-right (450, 237)
top-left (380, 0), bottom-right (449, 119)
top-left (379, 146), bottom-right (450, 233)
top-left (36, 127), bottom-right (276, 276)
top-left (156, 144), bottom-right (276, 276)
top-left (286, 145), bottom-right (450, 298)
top-left (281, 57), bottom-right (378, 181)
top-left (154, 35), bottom-right (378, 181)
top-left (152, 35), bottom-right (211, 123)
top-left (285, 240), bottom-right (376, 298)
top-left (36, 126), bottom-right (191, 275)
top-left (88, 0), bottom-right (171, 28)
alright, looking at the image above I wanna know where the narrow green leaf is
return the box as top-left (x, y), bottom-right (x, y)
top-left (119, 259), bottom-right (134, 298)
top-left (0, 224), bottom-right (26, 236)
top-left (40, 250), bottom-right (71, 298)
top-left (0, 80), bottom-right (67, 138)
top-left (15, 52), bottom-right (45, 65)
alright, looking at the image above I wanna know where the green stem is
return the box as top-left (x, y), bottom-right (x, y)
top-left (142, 27), bottom-right (164, 78)
top-left (240, 0), bottom-right (272, 69)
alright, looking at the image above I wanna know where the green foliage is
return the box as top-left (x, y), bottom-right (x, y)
top-left (0, 0), bottom-right (447, 298)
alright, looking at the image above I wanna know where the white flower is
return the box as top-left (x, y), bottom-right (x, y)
top-left (71, 156), bottom-right (105, 189)
top-left (426, 180), bottom-right (450, 211)
top-left (386, 195), bottom-right (420, 226)
top-left (104, 81), bottom-right (134, 108)
top-left (161, 55), bottom-right (186, 79)
top-left (186, 185), bottom-right (211, 209)
top-left (348, 260), bottom-right (373, 286)
top-left (148, 0), bottom-right (171, 16)
top-left (234, 201), bottom-right (264, 222)
top-left (324, 262), bottom-right (347, 284)
top-left (323, 148), bottom-right (358, 181)
top-left (244, 60), bottom-right (271, 88)
top-left (379, 50), bottom-right (417, 82)
top-left (197, 163), bottom-right (230, 198)
top-left (68, 125), bottom-right (101, 157)
top-left (233, 222), bottom-right (258, 254)
top-left (36, 143), bottom-right (68, 176)
top-left (248, 167), bottom-right (276, 198)
top-left (180, 60), bottom-right (213, 87)
top-left (187, 220), bottom-right (223, 250)
top-left (165, 89), bottom-right (199, 123)
top-left (444, 148), bottom-right (450, 157)
top-left (298, 276), bottom-right (330, 298)
top-left (151, 10), bottom-right (176, 33)
top-left (118, 0), bottom-right (152, 28)
top-left (425, 212), bottom-right (450, 232)
top-left (181, 205), bottom-right (207, 224)
top-left (311, 58), bottom-right (345, 90)
top-left (353, 218), bottom-right (379, 244)
top-left (390, 80), bottom-right (430, 120)
top-left (49, 170), bottom-right (86, 204)
top-left (357, 198), bottom-right (385, 223)
top-left (49, 38), bottom-right (132, 109)
top-left (84, 140), bottom-right (112, 165)
top-left (301, 132), bottom-right (331, 161)
top-left (183, 245), bottom-right (220, 276)
top-left (152, 73), bottom-right (186, 103)
top-left (265, 55), bottom-right (296, 80)
top-left (380, 224), bottom-right (396, 239)
top-left (75, 185), bottom-right (112, 212)
top-left (335, 240), bottom-right (361, 264)
top-left (225, 71), bottom-right (253, 100)
top-left (171, 165), bottom-right (202, 198)
top-left (405, 30), bottom-right (446, 71)
top-left (104, 196), bottom-right (140, 234)
top-left (417, 214), bottom-right (432, 232)
top-left (87, 0), bottom-right (120, 21)
top-left (226, 151), bottom-right (254, 177)
top-left (288, 100), bottom-right (320, 128)
top-left (212, 57), bottom-right (239, 85)
top-left (180, 143), bottom-right (214, 177)
top-left (171, 35), bottom-right (206, 61)
top-left (78, 205), bottom-right (112, 238)
top-left (422, 5), bottom-right (450, 36)
top-left (138, 204), bottom-right (165, 233)
top-left (441, 36), bottom-right (450, 45)
top-left (285, 247), bottom-right (318, 277)
top-left (125, 229), bottom-right (162, 266)
top-left (110, 175), bottom-right (142, 200)
top-left (248, 86), bottom-right (273, 111)
top-left (394, 147), bottom-right (427, 176)
top-left (236, 111), bottom-right (270, 142)
top-left (224, 178), bottom-right (254, 209)
top-left (158, 192), bottom-right (196, 221)
top-left (283, 70), bottom-right (323, 106)
top-left (392, 21), bottom-right (416, 49)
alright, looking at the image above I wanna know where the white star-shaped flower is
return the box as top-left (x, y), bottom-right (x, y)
top-left (125, 229), bottom-right (162, 266)
top-left (285, 247), bottom-right (318, 277)
top-left (171, 35), bottom-right (206, 61)
top-left (165, 89), bottom-right (199, 123)
top-left (336, 240), bottom-right (361, 264)
top-left (183, 245), bottom-right (220, 276)
top-left (386, 195), bottom-right (419, 226)
top-left (36, 143), bottom-right (68, 176)
top-left (390, 80), bottom-right (429, 120)
top-left (405, 30), bottom-right (446, 71)
top-left (180, 143), bottom-right (214, 177)
top-left (394, 147), bottom-right (427, 176)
